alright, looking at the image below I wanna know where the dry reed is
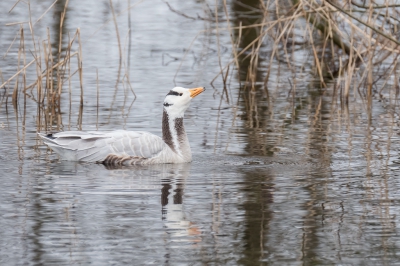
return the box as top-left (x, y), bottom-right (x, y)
top-left (198, 0), bottom-right (400, 107)
top-left (1, 0), bottom-right (136, 135)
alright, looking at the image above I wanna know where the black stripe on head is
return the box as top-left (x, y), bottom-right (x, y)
top-left (167, 90), bottom-right (181, 96)
top-left (163, 102), bottom-right (173, 107)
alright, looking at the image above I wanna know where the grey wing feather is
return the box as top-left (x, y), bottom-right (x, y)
top-left (38, 130), bottom-right (166, 162)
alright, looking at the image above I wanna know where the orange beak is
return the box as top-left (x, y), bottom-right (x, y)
top-left (189, 87), bottom-right (205, 98)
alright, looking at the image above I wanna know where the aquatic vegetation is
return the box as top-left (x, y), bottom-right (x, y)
top-left (0, 0), bottom-right (136, 132)
top-left (207, 0), bottom-right (400, 105)
top-left (1, 0), bottom-right (399, 128)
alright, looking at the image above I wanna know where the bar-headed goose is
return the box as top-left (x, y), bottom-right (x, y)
top-left (39, 87), bottom-right (205, 165)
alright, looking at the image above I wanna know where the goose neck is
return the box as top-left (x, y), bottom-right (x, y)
top-left (162, 109), bottom-right (191, 160)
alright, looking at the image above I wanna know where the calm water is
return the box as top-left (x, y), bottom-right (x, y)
top-left (1, 0), bottom-right (400, 265)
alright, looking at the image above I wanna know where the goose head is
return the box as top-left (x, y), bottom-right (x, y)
top-left (163, 87), bottom-right (205, 118)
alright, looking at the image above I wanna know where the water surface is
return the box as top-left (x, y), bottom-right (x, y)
top-left (1, 0), bottom-right (400, 265)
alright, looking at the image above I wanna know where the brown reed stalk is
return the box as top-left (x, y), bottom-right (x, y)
top-left (122, 29), bottom-right (136, 98)
top-left (2, 30), bottom-right (19, 59)
top-left (110, 0), bottom-right (123, 89)
top-left (214, 0), bottom-right (229, 102)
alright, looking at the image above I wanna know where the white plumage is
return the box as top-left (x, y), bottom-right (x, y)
top-left (39, 87), bottom-right (205, 165)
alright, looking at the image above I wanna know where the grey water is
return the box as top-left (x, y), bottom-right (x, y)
top-left (1, 0), bottom-right (400, 265)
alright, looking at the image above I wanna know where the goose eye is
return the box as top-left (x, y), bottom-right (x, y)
top-left (179, 93), bottom-right (183, 96)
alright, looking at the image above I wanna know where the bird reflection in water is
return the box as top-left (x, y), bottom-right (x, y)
top-left (103, 162), bottom-right (201, 243)
top-left (160, 163), bottom-right (201, 243)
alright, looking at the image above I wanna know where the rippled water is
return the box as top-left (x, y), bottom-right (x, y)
top-left (2, 0), bottom-right (400, 265)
